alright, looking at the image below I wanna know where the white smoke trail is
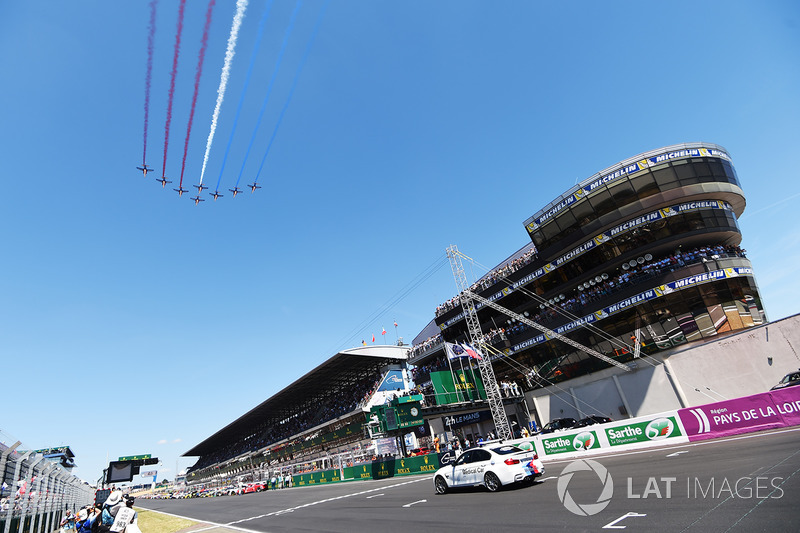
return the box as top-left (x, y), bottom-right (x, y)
top-left (199, 0), bottom-right (248, 185)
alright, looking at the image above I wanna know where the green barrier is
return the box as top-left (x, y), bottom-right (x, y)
top-left (541, 430), bottom-right (601, 455)
top-left (345, 464), bottom-right (374, 481)
top-left (293, 468), bottom-right (342, 486)
top-left (604, 416), bottom-right (683, 446)
top-left (293, 454), bottom-right (441, 486)
top-left (394, 454), bottom-right (439, 475)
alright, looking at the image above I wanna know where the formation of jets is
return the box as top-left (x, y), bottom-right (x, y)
top-left (137, 164), bottom-right (261, 204)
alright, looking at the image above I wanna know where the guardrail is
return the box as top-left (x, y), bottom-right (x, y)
top-left (0, 442), bottom-right (94, 533)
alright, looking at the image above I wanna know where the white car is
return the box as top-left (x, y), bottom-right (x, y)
top-left (433, 444), bottom-right (545, 494)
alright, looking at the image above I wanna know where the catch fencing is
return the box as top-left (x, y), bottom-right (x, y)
top-left (1, 437), bottom-right (94, 533)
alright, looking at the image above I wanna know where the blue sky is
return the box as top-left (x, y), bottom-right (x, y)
top-left (1, 0), bottom-right (798, 483)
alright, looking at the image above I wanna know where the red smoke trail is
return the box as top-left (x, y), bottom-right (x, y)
top-left (162, 0), bottom-right (187, 179)
top-left (143, 0), bottom-right (157, 165)
top-left (179, 0), bottom-right (216, 189)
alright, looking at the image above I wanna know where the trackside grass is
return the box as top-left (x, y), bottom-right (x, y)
top-left (135, 508), bottom-right (197, 533)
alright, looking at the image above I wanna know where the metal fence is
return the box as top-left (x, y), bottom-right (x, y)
top-left (1, 437), bottom-right (94, 533)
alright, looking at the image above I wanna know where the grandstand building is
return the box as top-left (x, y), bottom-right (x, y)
top-left (410, 142), bottom-right (766, 436)
top-left (184, 345), bottom-right (412, 486)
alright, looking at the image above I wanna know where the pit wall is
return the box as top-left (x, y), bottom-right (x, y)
top-left (524, 385), bottom-right (800, 461)
top-left (292, 454), bottom-right (439, 486)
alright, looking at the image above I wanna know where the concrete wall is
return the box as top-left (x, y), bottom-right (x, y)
top-left (528, 313), bottom-right (800, 425)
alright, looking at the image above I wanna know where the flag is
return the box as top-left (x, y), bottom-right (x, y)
top-left (381, 327), bottom-right (386, 336)
top-left (372, 334), bottom-right (375, 342)
top-left (461, 342), bottom-right (484, 360)
top-left (445, 342), bottom-right (468, 360)
top-left (394, 320), bottom-right (398, 327)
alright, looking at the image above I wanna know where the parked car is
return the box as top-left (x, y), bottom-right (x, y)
top-left (244, 482), bottom-right (266, 494)
top-left (770, 369), bottom-right (800, 391)
top-left (536, 417), bottom-right (578, 435)
top-left (573, 415), bottom-right (613, 428)
top-left (433, 444), bottom-right (544, 494)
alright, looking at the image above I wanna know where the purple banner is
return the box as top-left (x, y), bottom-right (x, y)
top-left (678, 386), bottom-right (800, 442)
top-left (769, 387), bottom-right (800, 426)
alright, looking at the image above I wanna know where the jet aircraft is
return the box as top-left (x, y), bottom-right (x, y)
top-left (247, 182), bottom-right (262, 193)
top-left (194, 183), bottom-right (209, 194)
top-left (228, 187), bottom-right (243, 198)
top-left (137, 164), bottom-right (153, 177)
top-left (210, 190), bottom-right (224, 201)
top-left (156, 176), bottom-right (172, 187)
top-left (191, 195), bottom-right (205, 206)
top-left (174, 186), bottom-right (189, 197)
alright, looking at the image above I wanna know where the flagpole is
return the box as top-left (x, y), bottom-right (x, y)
top-left (461, 342), bottom-right (481, 401)
top-left (467, 353), bottom-right (480, 401)
top-left (456, 353), bottom-right (470, 403)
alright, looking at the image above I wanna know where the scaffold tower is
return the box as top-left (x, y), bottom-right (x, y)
top-left (446, 245), bottom-right (514, 440)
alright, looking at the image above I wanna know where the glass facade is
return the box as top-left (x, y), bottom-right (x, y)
top-left (528, 157), bottom-right (741, 252)
top-left (420, 143), bottom-right (765, 391)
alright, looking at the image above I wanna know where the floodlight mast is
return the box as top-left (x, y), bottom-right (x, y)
top-left (446, 245), bottom-right (514, 441)
top-left (464, 290), bottom-right (631, 372)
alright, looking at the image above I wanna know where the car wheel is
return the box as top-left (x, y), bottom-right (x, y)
top-left (484, 471), bottom-right (502, 492)
top-left (434, 476), bottom-right (448, 495)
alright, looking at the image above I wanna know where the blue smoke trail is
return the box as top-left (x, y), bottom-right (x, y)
top-left (212, 0), bottom-right (274, 195)
top-left (253, 0), bottom-right (329, 185)
top-left (234, 0), bottom-right (304, 188)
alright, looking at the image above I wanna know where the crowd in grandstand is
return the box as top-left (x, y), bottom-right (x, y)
top-left (503, 244), bottom-right (746, 335)
top-left (436, 247), bottom-right (537, 317)
top-left (435, 242), bottom-right (744, 318)
top-left (191, 375), bottom-right (381, 472)
top-left (411, 245), bottom-right (746, 370)
top-left (409, 332), bottom-right (443, 358)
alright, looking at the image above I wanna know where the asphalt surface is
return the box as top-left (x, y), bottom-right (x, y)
top-left (137, 427), bottom-right (800, 532)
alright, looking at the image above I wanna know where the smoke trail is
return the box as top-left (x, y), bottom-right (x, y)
top-left (198, 0), bottom-right (249, 186)
top-left (253, 0), bottom-right (329, 184)
top-left (162, 0), bottom-right (187, 178)
top-left (143, 0), bottom-right (158, 165)
top-left (178, 0), bottom-right (216, 189)
top-left (213, 0), bottom-right (274, 194)
top-left (234, 0), bottom-right (302, 189)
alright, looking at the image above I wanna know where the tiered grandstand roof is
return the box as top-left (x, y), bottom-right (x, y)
top-left (184, 345), bottom-right (408, 458)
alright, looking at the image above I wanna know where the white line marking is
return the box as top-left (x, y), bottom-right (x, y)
top-left (228, 476), bottom-right (432, 524)
top-left (603, 512), bottom-right (647, 529)
top-left (366, 493), bottom-right (384, 499)
top-left (666, 451), bottom-right (688, 457)
top-left (538, 476), bottom-right (557, 482)
top-left (403, 499), bottom-right (426, 508)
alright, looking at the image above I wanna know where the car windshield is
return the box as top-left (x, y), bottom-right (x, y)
top-left (490, 445), bottom-right (524, 455)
